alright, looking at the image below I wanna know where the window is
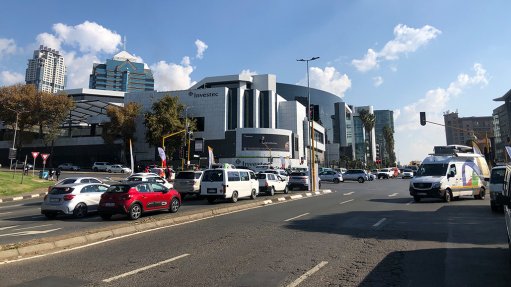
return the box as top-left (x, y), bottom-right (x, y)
top-left (137, 183), bottom-right (150, 193)
top-left (228, 171), bottom-right (240, 181)
top-left (227, 88), bottom-right (238, 130)
top-left (243, 90), bottom-right (254, 128)
top-left (203, 170), bottom-right (224, 182)
top-left (240, 171), bottom-right (250, 181)
top-left (250, 172), bottom-right (257, 180)
top-left (97, 185), bottom-right (108, 192)
top-left (268, 174), bottom-right (276, 181)
top-left (151, 183), bottom-right (167, 192)
top-left (194, 117), bottom-right (205, 132)
top-left (259, 91), bottom-right (270, 128)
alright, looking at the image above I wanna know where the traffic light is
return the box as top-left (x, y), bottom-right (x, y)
top-left (376, 144), bottom-right (381, 159)
top-left (420, 112), bottom-right (426, 126)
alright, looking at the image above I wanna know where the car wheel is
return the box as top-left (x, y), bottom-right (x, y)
top-left (207, 197), bottom-right (216, 204)
top-left (413, 196), bottom-right (421, 203)
top-left (121, 170), bottom-right (125, 174)
top-left (107, 170), bottom-right (112, 173)
top-left (358, 177), bottom-right (365, 183)
top-left (73, 203), bottom-right (88, 218)
top-left (478, 188), bottom-right (486, 200)
top-left (250, 189), bottom-right (257, 199)
top-left (169, 197), bottom-right (180, 213)
top-left (230, 191), bottom-right (239, 203)
top-left (100, 213), bottom-right (112, 220)
top-left (334, 178), bottom-right (340, 184)
top-left (444, 190), bottom-right (451, 203)
top-left (269, 187), bottom-right (275, 196)
top-left (44, 213), bottom-right (57, 219)
top-left (128, 203), bottom-right (142, 220)
top-left (93, 168), bottom-right (98, 172)
top-left (284, 186), bottom-right (289, 194)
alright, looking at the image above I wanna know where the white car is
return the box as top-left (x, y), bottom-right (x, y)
top-left (401, 169), bottom-right (414, 178)
top-left (107, 164), bottom-right (131, 173)
top-left (57, 163), bottom-right (80, 171)
top-left (262, 169), bottom-right (289, 181)
top-left (319, 170), bottom-right (343, 183)
top-left (257, 172), bottom-right (289, 195)
top-left (41, 183), bottom-right (110, 218)
top-left (125, 174), bottom-right (173, 189)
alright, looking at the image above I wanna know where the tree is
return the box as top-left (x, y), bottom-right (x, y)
top-left (358, 108), bottom-right (375, 162)
top-left (383, 125), bottom-right (396, 165)
top-left (102, 102), bottom-right (141, 164)
top-left (144, 95), bottom-right (196, 160)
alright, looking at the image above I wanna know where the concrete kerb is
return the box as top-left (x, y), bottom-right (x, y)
top-left (0, 189), bottom-right (334, 262)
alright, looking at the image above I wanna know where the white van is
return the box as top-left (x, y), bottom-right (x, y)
top-left (200, 168), bottom-right (259, 203)
top-left (409, 145), bottom-right (490, 203)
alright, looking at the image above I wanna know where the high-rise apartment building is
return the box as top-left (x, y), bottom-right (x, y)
top-left (443, 111), bottom-right (493, 146)
top-left (89, 51), bottom-right (154, 92)
top-left (25, 45), bottom-right (66, 93)
top-left (374, 110), bottom-right (394, 163)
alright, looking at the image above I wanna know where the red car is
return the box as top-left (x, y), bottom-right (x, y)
top-left (98, 182), bottom-right (181, 220)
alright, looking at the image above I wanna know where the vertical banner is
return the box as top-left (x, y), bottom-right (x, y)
top-left (129, 139), bottom-right (134, 175)
top-left (280, 156), bottom-right (285, 169)
top-left (208, 146), bottom-right (215, 169)
top-left (157, 147), bottom-right (166, 168)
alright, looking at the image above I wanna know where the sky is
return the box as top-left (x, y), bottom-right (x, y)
top-left (0, 0), bottom-right (510, 164)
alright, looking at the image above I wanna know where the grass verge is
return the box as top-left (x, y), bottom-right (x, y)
top-left (0, 170), bottom-right (51, 197)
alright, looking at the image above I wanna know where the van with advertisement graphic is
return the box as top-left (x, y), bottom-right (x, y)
top-left (409, 145), bottom-right (490, 203)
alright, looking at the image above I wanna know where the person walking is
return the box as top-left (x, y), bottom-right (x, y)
top-left (165, 166), bottom-right (170, 181)
top-left (48, 168), bottom-right (54, 180)
top-left (55, 167), bottom-right (61, 181)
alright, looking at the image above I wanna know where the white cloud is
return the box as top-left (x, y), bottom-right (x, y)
top-left (0, 71), bottom-right (24, 85)
top-left (240, 69), bottom-right (258, 77)
top-left (0, 38), bottom-right (17, 58)
top-left (195, 39), bottom-right (208, 59)
top-left (64, 52), bottom-right (99, 88)
top-left (373, 76), bottom-right (384, 87)
top-left (394, 63), bottom-right (488, 164)
top-left (298, 66), bottom-right (351, 98)
top-left (352, 24), bottom-right (441, 72)
top-left (36, 33), bottom-right (62, 51)
top-left (150, 57), bottom-right (196, 91)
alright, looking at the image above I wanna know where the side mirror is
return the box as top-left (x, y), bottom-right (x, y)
top-left (484, 177), bottom-right (490, 182)
top-left (496, 194), bottom-right (511, 206)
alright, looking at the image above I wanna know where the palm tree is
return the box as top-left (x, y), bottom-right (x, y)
top-left (383, 125), bottom-right (396, 165)
top-left (358, 108), bottom-right (375, 163)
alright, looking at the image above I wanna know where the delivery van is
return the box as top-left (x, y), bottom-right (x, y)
top-left (200, 168), bottom-right (259, 204)
top-left (409, 145), bottom-right (490, 203)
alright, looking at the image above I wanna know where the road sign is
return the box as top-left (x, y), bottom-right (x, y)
top-left (31, 152), bottom-right (39, 159)
top-left (8, 148), bottom-right (16, 159)
top-left (41, 153), bottom-right (50, 161)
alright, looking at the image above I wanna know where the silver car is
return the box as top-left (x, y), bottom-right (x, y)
top-left (319, 170), bottom-right (343, 183)
top-left (342, 169), bottom-right (368, 183)
top-left (41, 183), bottom-right (109, 219)
top-left (173, 171), bottom-right (203, 197)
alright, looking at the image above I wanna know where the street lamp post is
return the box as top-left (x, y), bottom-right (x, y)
top-left (297, 56), bottom-right (320, 191)
top-left (6, 107), bottom-right (26, 170)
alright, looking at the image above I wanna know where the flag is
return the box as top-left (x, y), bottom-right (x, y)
top-left (472, 141), bottom-right (482, 155)
top-left (129, 139), bottom-right (134, 174)
top-left (208, 146), bottom-right (215, 168)
top-left (505, 146), bottom-right (511, 160)
top-left (158, 147), bottom-right (167, 167)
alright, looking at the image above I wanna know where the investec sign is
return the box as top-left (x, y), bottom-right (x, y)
top-left (188, 91), bottom-right (220, 98)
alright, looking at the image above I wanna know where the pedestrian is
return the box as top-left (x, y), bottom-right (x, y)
top-left (144, 166), bottom-right (149, 173)
top-left (48, 168), bottom-right (54, 180)
top-left (165, 166), bottom-right (170, 180)
top-left (55, 167), bottom-right (61, 181)
top-left (23, 164), bottom-right (29, 176)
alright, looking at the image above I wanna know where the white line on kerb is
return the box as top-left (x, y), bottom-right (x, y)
top-left (305, 193), bottom-right (312, 196)
top-left (290, 195), bottom-right (303, 200)
top-left (284, 213), bottom-right (310, 222)
top-left (388, 193), bottom-right (399, 197)
top-left (339, 199), bottom-right (354, 205)
top-left (406, 200), bottom-right (414, 205)
top-left (286, 261), bottom-right (329, 287)
top-left (102, 253), bottom-right (190, 283)
top-left (0, 211), bottom-right (12, 216)
top-left (343, 192), bottom-right (354, 196)
top-left (277, 197), bottom-right (286, 202)
top-left (373, 218), bottom-right (387, 227)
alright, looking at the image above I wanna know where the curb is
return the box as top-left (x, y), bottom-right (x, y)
top-left (0, 192), bottom-right (48, 203)
top-left (0, 189), bottom-right (333, 263)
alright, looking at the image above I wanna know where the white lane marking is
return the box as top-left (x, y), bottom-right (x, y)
top-left (339, 199), bottom-right (354, 205)
top-left (11, 224), bottom-right (53, 231)
top-left (373, 218), bottom-right (387, 227)
top-left (343, 192), bottom-right (354, 196)
top-left (0, 228), bottom-right (61, 237)
top-left (286, 261), bottom-right (329, 287)
top-left (0, 212), bottom-right (12, 215)
top-left (284, 213), bottom-right (310, 222)
top-left (388, 193), bottom-right (399, 197)
top-left (0, 225), bottom-right (19, 231)
top-left (102, 254), bottom-right (190, 283)
top-left (0, 204), bottom-right (23, 210)
top-left (406, 200), bottom-right (414, 205)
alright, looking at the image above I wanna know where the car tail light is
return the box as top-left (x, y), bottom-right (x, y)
top-left (63, 194), bottom-right (75, 201)
top-left (121, 194), bottom-right (132, 200)
top-left (222, 184), bottom-right (227, 194)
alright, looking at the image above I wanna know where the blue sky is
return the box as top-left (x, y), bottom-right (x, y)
top-left (0, 0), bottom-right (509, 164)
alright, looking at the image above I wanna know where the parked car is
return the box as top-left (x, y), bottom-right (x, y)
top-left (107, 164), bottom-right (132, 173)
top-left (57, 163), bottom-right (80, 171)
top-left (490, 166), bottom-right (506, 212)
top-left (401, 169), bottom-right (414, 179)
top-left (98, 182), bottom-right (181, 220)
top-left (288, 171), bottom-right (321, 190)
top-left (200, 168), bottom-right (259, 203)
top-left (125, 173), bottom-right (173, 189)
top-left (343, 169), bottom-right (368, 183)
top-left (257, 172), bottom-right (288, 195)
top-left (319, 170), bottom-right (343, 183)
top-left (10, 161), bottom-right (33, 169)
top-left (48, 177), bottom-right (103, 192)
top-left (173, 170), bottom-right (203, 197)
top-left (41, 183), bottom-right (110, 219)
top-left (377, 168), bottom-right (394, 179)
top-left (92, 162), bottom-right (110, 172)
top-left (263, 169), bottom-right (289, 181)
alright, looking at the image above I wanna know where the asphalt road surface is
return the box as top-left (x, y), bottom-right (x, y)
top-left (1, 178), bottom-right (510, 286)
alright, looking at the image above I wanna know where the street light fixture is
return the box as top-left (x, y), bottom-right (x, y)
top-left (5, 107), bottom-right (27, 170)
top-left (297, 56), bottom-right (320, 191)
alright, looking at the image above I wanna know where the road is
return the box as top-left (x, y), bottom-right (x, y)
top-left (0, 178), bottom-right (510, 286)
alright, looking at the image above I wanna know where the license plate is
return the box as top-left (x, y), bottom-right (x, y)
top-left (105, 203), bottom-right (115, 207)
top-left (417, 192), bottom-right (427, 196)
top-left (207, 188), bottom-right (216, 194)
top-left (50, 198), bottom-right (60, 202)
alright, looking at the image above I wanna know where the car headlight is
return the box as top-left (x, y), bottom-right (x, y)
top-left (432, 182), bottom-right (441, 188)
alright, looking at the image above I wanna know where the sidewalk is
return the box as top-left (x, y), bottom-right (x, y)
top-left (0, 188), bottom-right (48, 203)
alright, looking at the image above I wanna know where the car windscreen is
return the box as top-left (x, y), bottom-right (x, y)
top-left (490, 168), bottom-right (506, 184)
top-left (202, 170), bottom-right (224, 182)
top-left (59, 179), bottom-right (77, 185)
top-left (106, 185), bottom-right (131, 193)
top-left (257, 174), bottom-right (267, 179)
top-left (290, 172), bottom-right (306, 176)
top-left (49, 187), bottom-right (74, 194)
top-left (126, 176), bottom-right (143, 182)
top-left (176, 172), bottom-right (195, 179)
top-left (416, 164), bottom-right (448, 177)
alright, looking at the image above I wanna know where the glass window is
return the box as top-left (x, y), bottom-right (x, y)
top-left (227, 88), bottom-right (238, 130)
top-left (106, 185), bottom-right (130, 193)
top-left (90, 179), bottom-right (101, 183)
top-left (228, 171), bottom-right (240, 181)
top-left (491, 168), bottom-right (505, 184)
top-left (257, 173), bottom-right (267, 179)
top-left (243, 90), bottom-right (254, 128)
top-left (137, 183), bottom-right (150, 193)
top-left (151, 183), bottom-right (167, 192)
top-left (97, 185), bottom-right (108, 192)
top-left (240, 171), bottom-right (250, 181)
top-left (203, 170), bottom-right (224, 182)
top-left (259, 91), bottom-right (270, 128)
top-left (250, 172), bottom-right (257, 180)
top-left (268, 174), bottom-right (275, 181)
